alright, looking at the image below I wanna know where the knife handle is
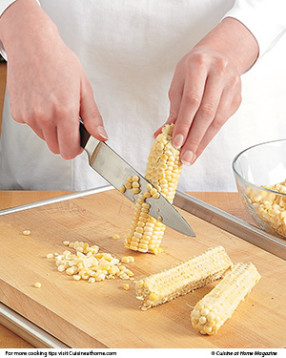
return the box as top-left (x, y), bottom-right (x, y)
top-left (79, 120), bottom-right (91, 148)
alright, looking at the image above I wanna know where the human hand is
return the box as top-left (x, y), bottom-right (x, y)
top-left (154, 18), bottom-right (258, 165)
top-left (162, 47), bottom-right (242, 166)
top-left (0, 0), bottom-right (107, 160)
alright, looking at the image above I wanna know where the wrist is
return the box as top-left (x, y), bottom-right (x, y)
top-left (0, 0), bottom-right (58, 56)
top-left (194, 17), bottom-right (259, 74)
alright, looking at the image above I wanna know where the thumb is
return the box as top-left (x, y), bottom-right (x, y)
top-left (80, 75), bottom-right (108, 141)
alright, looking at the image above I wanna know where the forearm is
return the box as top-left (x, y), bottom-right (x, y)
top-left (194, 17), bottom-right (259, 75)
top-left (0, 0), bottom-right (57, 56)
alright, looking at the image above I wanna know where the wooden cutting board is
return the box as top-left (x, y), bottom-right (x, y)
top-left (0, 189), bottom-right (285, 348)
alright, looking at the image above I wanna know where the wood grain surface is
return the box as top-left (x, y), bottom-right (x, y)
top-left (0, 189), bottom-right (285, 348)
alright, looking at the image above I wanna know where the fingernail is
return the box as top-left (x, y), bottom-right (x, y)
top-left (181, 150), bottom-right (194, 166)
top-left (97, 126), bottom-right (108, 140)
top-left (191, 153), bottom-right (197, 164)
top-left (173, 134), bottom-right (184, 149)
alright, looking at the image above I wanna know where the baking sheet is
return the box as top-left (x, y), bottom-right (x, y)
top-left (0, 186), bottom-right (285, 348)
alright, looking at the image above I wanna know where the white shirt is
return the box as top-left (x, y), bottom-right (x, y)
top-left (1, 0), bottom-right (286, 191)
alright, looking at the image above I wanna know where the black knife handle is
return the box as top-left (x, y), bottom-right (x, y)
top-left (79, 119), bottom-right (91, 148)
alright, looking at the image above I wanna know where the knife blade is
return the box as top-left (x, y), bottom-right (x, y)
top-left (80, 122), bottom-right (195, 236)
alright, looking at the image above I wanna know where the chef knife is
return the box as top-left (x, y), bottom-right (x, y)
top-left (80, 122), bottom-right (195, 237)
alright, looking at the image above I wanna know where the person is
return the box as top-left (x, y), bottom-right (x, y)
top-left (0, 0), bottom-right (286, 191)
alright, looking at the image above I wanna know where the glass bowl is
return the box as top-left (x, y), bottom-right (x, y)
top-left (232, 139), bottom-right (286, 238)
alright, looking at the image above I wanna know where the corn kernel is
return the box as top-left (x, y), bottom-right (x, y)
top-left (34, 282), bottom-right (41, 288)
top-left (132, 188), bottom-right (141, 194)
top-left (73, 275), bottom-right (81, 281)
top-left (150, 188), bottom-right (157, 196)
top-left (123, 283), bottom-right (130, 290)
top-left (121, 256), bottom-right (130, 263)
top-left (119, 185), bottom-right (126, 194)
top-left (66, 267), bottom-right (76, 275)
top-left (23, 230), bottom-right (31, 236)
top-left (57, 265), bottom-right (66, 272)
top-left (146, 183), bottom-right (153, 191)
top-left (143, 191), bottom-right (151, 198)
top-left (125, 182), bottom-right (132, 189)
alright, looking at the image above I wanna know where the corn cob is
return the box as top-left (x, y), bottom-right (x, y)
top-left (191, 262), bottom-right (261, 335)
top-left (124, 124), bottom-right (183, 254)
top-left (135, 246), bottom-right (233, 310)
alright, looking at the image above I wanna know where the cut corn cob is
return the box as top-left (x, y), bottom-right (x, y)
top-left (124, 124), bottom-right (183, 254)
top-left (191, 262), bottom-right (261, 335)
top-left (135, 246), bottom-right (232, 310)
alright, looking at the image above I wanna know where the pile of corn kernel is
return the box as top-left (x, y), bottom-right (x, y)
top-left (247, 179), bottom-right (286, 237)
top-left (47, 240), bottom-right (135, 283)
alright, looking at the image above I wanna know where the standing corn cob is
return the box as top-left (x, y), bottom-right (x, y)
top-left (191, 262), bottom-right (261, 335)
top-left (124, 124), bottom-right (183, 254)
top-left (136, 246), bottom-right (233, 310)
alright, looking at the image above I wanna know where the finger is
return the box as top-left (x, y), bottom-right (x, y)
top-left (80, 74), bottom-right (108, 141)
top-left (14, 108), bottom-right (46, 142)
top-left (10, 109), bottom-right (25, 124)
top-left (180, 73), bottom-right (224, 164)
top-left (33, 103), bottom-right (75, 157)
top-left (10, 99), bottom-right (48, 141)
top-left (172, 67), bottom-right (207, 150)
top-left (153, 125), bottom-right (164, 139)
top-left (24, 117), bottom-right (45, 141)
top-left (191, 89), bottom-right (241, 163)
top-left (57, 115), bottom-right (81, 160)
top-left (26, 121), bottom-right (45, 141)
top-left (32, 126), bottom-right (45, 141)
top-left (153, 74), bottom-right (184, 139)
top-left (168, 71), bottom-right (185, 123)
top-left (42, 124), bottom-right (60, 154)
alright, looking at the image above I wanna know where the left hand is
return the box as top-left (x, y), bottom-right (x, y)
top-left (154, 18), bottom-right (259, 165)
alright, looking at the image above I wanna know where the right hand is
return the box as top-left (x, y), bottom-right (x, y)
top-left (0, 0), bottom-right (108, 159)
